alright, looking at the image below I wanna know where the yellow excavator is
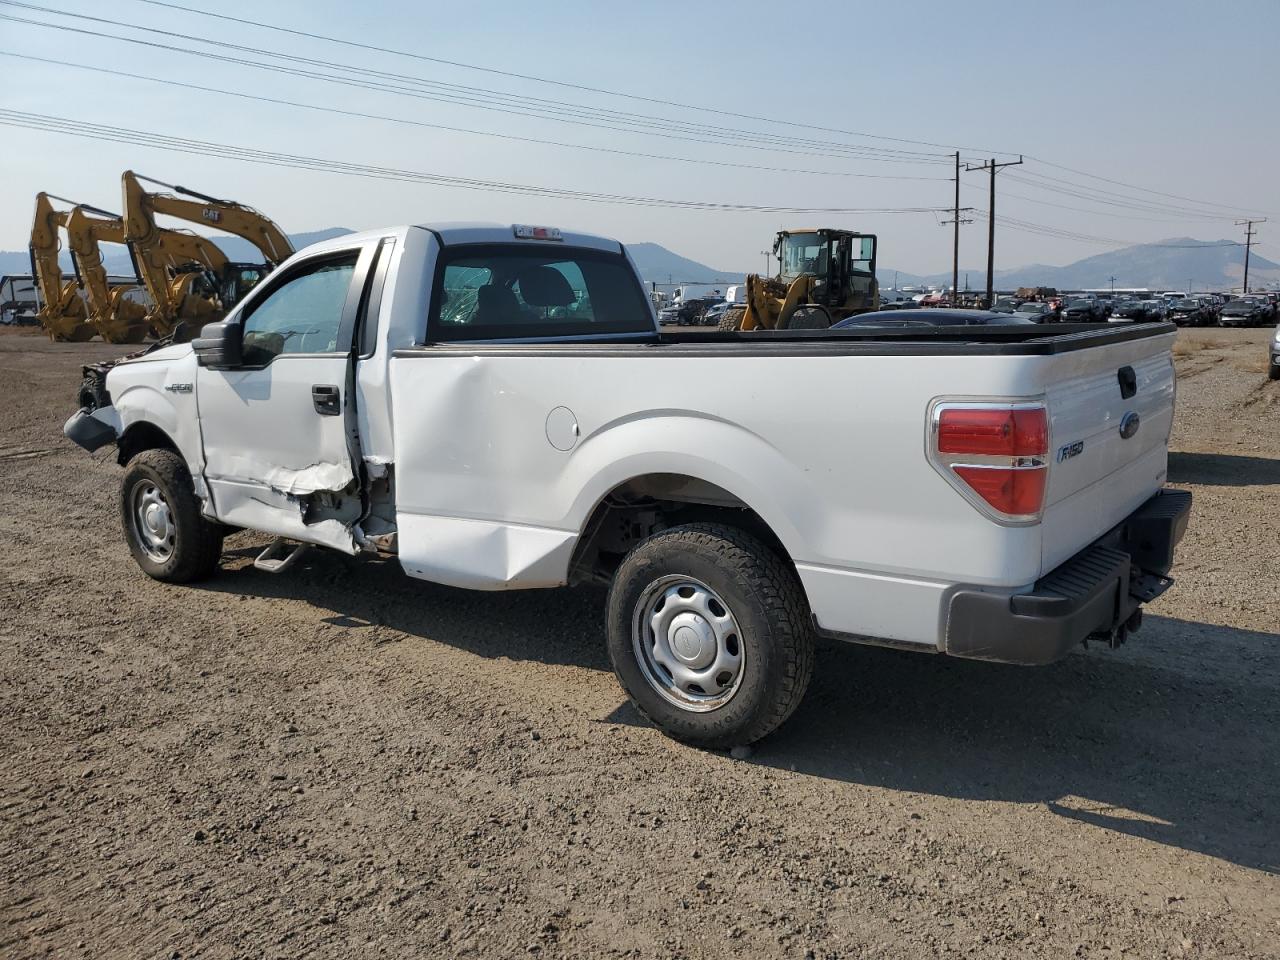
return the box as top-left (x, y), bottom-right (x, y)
top-left (29, 193), bottom-right (96, 342)
top-left (63, 206), bottom-right (152, 343)
top-left (719, 228), bottom-right (879, 331)
top-left (122, 170), bottom-right (292, 336)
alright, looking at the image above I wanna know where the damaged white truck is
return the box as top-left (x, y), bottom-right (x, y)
top-left (66, 223), bottom-right (1191, 747)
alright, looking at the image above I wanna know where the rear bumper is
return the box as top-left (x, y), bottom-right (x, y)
top-left (944, 488), bottom-right (1192, 665)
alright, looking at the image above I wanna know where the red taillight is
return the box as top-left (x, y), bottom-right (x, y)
top-left (937, 407), bottom-right (1047, 457)
top-left (930, 402), bottom-right (1049, 522)
top-left (953, 465), bottom-right (1047, 516)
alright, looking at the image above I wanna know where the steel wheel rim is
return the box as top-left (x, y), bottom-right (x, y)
top-left (130, 481), bottom-right (175, 563)
top-left (632, 574), bottom-right (744, 712)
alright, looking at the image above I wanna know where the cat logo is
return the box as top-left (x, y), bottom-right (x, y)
top-left (202, 208), bottom-right (222, 223)
top-left (1057, 440), bottom-right (1084, 463)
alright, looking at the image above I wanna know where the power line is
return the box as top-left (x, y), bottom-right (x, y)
top-left (111, 0), bottom-right (1280, 220)
top-left (0, 109), bottom-right (955, 217)
top-left (0, 5), bottom-right (954, 164)
top-left (124, 0), bottom-right (1024, 159)
top-left (1007, 171), bottom-right (1240, 221)
top-left (0, 52), bottom-right (950, 186)
top-left (1024, 155), bottom-right (1274, 218)
top-left (965, 180), bottom-right (1231, 224)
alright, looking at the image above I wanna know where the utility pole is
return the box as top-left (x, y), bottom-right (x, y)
top-left (966, 155), bottom-right (1024, 307)
top-left (1235, 218), bottom-right (1266, 293)
top-left (940, 151), bottom-right (974, 307)
top-left (759, 250), bottom-right (770, 277)
top-left (1108, 275), bottom-right (1117, 294)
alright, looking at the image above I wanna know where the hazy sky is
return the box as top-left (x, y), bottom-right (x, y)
top-left (2, 0), bottom-right (1277, 274)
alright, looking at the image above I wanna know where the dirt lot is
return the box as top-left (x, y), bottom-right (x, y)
top-left (1, 325), bottom-right (1277, 959)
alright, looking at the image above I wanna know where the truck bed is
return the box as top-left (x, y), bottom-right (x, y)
top-left (400, 321), bottom-right (1175, 356)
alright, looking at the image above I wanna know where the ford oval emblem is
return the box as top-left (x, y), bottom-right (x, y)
top-left (1119, 411), bottom-right (1141, 440)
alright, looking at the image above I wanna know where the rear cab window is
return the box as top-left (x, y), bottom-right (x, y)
top-left (428, 243), bottom-right (653, 341)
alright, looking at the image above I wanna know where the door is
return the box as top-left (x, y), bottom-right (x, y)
top-left (197, 244), bottom-right (376, 551)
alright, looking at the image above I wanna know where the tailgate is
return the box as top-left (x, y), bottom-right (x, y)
top-left (1039, 329), bottom-right (1176, 574)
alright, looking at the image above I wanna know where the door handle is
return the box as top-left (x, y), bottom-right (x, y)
top-left (312, 384), bottom-right (341, 416)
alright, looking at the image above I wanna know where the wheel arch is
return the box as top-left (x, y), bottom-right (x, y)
top-left (567, 470), bottom-right (796, 584)
top-left (116, 419), bottom-right (181, 466)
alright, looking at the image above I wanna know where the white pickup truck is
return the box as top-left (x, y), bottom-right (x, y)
top-left (66, 223), bottom-right (1191, 748)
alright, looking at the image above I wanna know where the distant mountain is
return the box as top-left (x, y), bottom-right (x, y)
top-left (0, 227), bottom-right (354, 278)
top-left (898, 240), bottom-right (1280, 292)
top-left (624, 242), bottom-right (746, 286)
top-left (4, 230), bottom-right (1275, 294)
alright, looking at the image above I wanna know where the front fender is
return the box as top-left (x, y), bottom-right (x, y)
top-left (106, 349), bottom-right (205, 476)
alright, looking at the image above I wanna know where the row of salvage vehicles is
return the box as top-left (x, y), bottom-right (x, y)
top-left (30, 171), bottom-right (292, 344)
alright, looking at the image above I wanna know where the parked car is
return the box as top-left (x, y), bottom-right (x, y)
top-left (1060, 299), bottom-right (1106, 322)
top-left (990, 297), bottom-right (1023, 314)
top-left (1270, 324), bottom-right (1280, 380)
top-left (1218, 298), bottom-right (1269, 327)
top-left (1010, 302), bottom-right (1059, 323)
top-left (1139, 300), bottom-right (1170, 321)
top-left (833, 309), bottom-right (1036, 327)
top-left (62, 222), bottom-right (1192, 748)
top-left (701, 301), bottom-right (732, 326)
top-left (1168, 299), bottom-right (1208, 326)
top-left (0, 274), bottom-right (40, 326)
top-left (659, 297), bottom-right (721, 325)
top-left (1111, 299), bottom-right (1159, 322)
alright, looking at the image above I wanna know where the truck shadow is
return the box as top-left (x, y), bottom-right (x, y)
top-left (201, 547), bottom-right (1278, 875)
top-left (1167, 450), bottom-right (1280, 486)
top-left (753, 617), bottom-right (1280, 876)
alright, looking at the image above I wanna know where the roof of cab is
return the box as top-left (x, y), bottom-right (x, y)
top-left (418, 222), bottom-right (623, 253)
top-left (286, 223), bottom-right (625, 258)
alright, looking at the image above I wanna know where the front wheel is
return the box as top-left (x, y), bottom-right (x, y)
top-left (120, 449), bottom-right (224, 582)
top-left (1269, 359), bottom-right (1279, 381)
top-left (606, 523), bottom-right (815, 748)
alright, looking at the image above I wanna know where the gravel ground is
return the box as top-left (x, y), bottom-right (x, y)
top-left (1, 325), bottom-right (1277, 959)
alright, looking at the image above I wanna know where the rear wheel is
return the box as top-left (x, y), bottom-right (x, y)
top-left (1269, 359), bottom-right (1279, 381)
top-left (120, 449), bottom-right (224, 582)
top-left (606, 523), bottom-right (815, 748)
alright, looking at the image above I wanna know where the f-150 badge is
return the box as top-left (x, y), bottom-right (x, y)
top-left (1057, 440), bottom-right (1084, 463)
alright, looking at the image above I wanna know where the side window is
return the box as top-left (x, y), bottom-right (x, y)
top-left (241, 255), bottom-right (357, 364)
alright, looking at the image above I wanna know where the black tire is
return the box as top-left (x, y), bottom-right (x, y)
top-left (78, 373), bottom-right (110, 411)
top-left (120, 449), bottom-right (224, 583)
top-left (782, 305), bottom-right (832, 330)
top-left (1269, 360), bottom-right (1280, 381)
top-left (606, 523), bottom-right (815, 749)
top-left (717, 307), bottom-right (745, 332)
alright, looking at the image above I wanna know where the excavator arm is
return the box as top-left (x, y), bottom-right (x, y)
top-left (63, 206), bottom-right (150, 344)
top-left (128, 221), bottom-right (229, 338)
top-left (122, 170), bottom-right (293, 267)
top-left (29, 193), bottom-right (94, 342)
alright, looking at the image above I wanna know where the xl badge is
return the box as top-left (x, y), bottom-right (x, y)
top-left (1057, 440), bottom-right (1084, 463)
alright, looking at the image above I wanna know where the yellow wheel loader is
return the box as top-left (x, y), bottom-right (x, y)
top-left (122, 171), bottom-right (293, 337)
top-left (63, 206), bottom-right (151, 344)
top-left (29, 193), bottom-right (95, 342)
top-left (719, 229), bottom-right (879, 331)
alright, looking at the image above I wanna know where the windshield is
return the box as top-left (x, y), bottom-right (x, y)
top-left (430, 244), bottom-right (653, 341)
top-left (779, 233), bottom-right (830, 278)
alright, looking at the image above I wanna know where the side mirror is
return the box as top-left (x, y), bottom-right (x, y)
top-left (192, 321), bottom-right (243, 369)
